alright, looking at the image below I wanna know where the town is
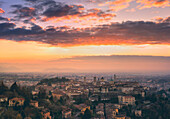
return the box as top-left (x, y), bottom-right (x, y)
top-left (0, 73), bottom-right (169, 119)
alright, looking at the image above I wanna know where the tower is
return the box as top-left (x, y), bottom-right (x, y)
top-left (84, 76), bottom-right (86, 83)
top-left (110, 76), bottom-right (114, 84)
top-left (114, 74), bottom-right (116, 80)
top-left (101, 77), bottom-right (104, 81)
top-left (94, 77), bottom-right (97, 82)
top-left (110, 76), bottom-right (113, 81)
top-left (93, 77), bottom-right (97, 85)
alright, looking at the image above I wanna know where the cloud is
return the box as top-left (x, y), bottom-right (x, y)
top-left (154, 16), bottom-right (170, 23)
top-left (107, 0), bottom-right (133, 5)
top-left (42, 4), bottom-right (84, 21)
top-left (0, 0), bottom-right (168, 47)
top-left (0, 23), bottom-right (15, 31)
top-left (24, 0), bottom-right (38, 2)
top-left (0, 64), bottom-right (21, 72)
top-left (43, 5), bottom-right (83, 18)
top-left (99, 0), bottom-right (169, 11)
top-left (41, 2), bottom-right (115, 23)
top-left (7, 0), bottom-right (116, 25)
top-left (0, 16), bottom-right (10, 21)
top-left (11, 5), bottom-right (37, 20)
top-left (45, 55), bottom-right (170, 73)
top-left (0, 20), bottom-right (169, 46)
top-left (85, 0), bottom-right (104, 3)
top-left (137, 0), bottom-right (170, 9)
top-left (1, 55), bottom-right (170, 73)
top-left (0, 8), bottom-right (4, 13)
top-left (99, 0), bottom-right (133, 11)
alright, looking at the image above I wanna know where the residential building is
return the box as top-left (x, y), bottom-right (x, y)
top-left (9, 97), bottom-right (25, 106)
top-left (41, 109), bottom-right (51, 119)
top-left (0, 95), bottom-right (8, 102)
top-left (118, 96), bottom-right (135, 105)
top-left (74, 104), bottom-right (90, 114)
top-left (62, 108), bottom-right (72, 118)
top-left (30, 100), bottom-right (39, 108)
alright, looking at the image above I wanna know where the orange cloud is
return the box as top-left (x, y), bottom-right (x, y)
top-left (153, 16), bottom-right (170, 23)
top-left (107, 0), bottom-right (132, 5)
top-left (0, 8), bottom-right (5, 13)
top-left (104, 0), bottom-right (133, 11)
top-left (153, 16), bottom-right (164, 22)
top-left (1, 20), bottom-right (170, 47)
top-left (43, 9), bottom-right (116, 24)
top-left (99, 0), bottom-right (169, 11)
top-left (109, 3), bottom-right (130, 11)
top-left (137, 0), bottom-right (170, 9)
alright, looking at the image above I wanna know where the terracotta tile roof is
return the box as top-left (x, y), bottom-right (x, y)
top-left (10, 97), bottom-right (25, 101)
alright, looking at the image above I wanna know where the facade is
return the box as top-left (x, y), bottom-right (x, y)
top-left (9, 97), bottom-right (25, 106)
top-left (62, 108), bottom-right (72, 118)
top-left (52, 90), bottom-right (65, 99)
top-left (30, 100), bottom-right (39, 108)
top-left (0, 95), bottom-right (8, 102)
top-left (96, 103), bottom-right (104, 116)
top-left (121, 87), bottom-right (134, 93)
top-left (114, 115), bottom-right (131, 119)
top-left (135, 110), bottom-right (142, 116)
top-left (41, 109), bottom-right (51, 119)
top-left (74, 104), bottom-right (90, 114)
top-left (118, 96), bottom-right (135, 105)
top-left (114, 116), bottom-right (126, 119)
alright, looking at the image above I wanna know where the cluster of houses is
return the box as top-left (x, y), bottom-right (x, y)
top-left (0, 76), bottom-right (148, 119)
top-left (0, 96), bottom-right (25, 107)
top-left (28, 76), bottom-right (148, 119)
top-left (0, 95), bottom-right (52, 119)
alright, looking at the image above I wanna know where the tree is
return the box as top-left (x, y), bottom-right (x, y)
top-left (2, 108), bottom-right (18, 119)
top-left (24, 107), bottom-right (42, 119)
top-left (82, 109), bottom-right (92, 119)
top-left (88, 91), bottom-right (92, 97)
top-left (10, 82), bottom-right (20, 93)
top-left (16, 114), bottom-right (22, 119)
top-left (38, 88), bottom-right (46, 99)
top-left (110, 96), bottom-right (118, 104)
top-left (49, 91), bottom-right (52, 95)
top-left (0, 81), bottom-right (9, 94)
top-left (49, 95), bottom-right (54, 103)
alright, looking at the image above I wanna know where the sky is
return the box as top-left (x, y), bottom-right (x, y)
top-left (0, 0), bottom-right (170, 73)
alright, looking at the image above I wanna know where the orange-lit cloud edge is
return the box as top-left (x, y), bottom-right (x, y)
top-left (0, 0), bottom-right (170, 61)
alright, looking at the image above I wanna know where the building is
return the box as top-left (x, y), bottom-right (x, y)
top-left (89, 95), bottom-right (98, 102)
top-left (84, 77), bottom-right (86, 83)
top-left (52, 89), bottom-right (65, 99)
top-left (62, 108), bottom-right (72, 118)
top-left (114, 115), bottom-right (131, 119)
top-left (105, 103), bottom-right (119, 119)
top-left (121, 87), bottom-right (134, 93)
top-left (118, 96), bottom-right (135, 105)
top-left (96, 103), bottom-right (104, 110)
top-left (0, 95), bottom-right (8, 102)
top-left (30, 100), bottom-right (39, 108)
top-left (93, 77), bottom-right (97, 85)
top-left (114, 74), bottom-right (117, 80)
top-left (135, 110), bottom-right (142, 116)
top-left (9, 97), bottom-right (25, 106)
top-left (74, 104), bottom-right (90, 114)
top-left (101, 77), bottom-right (104, 82)
top-left (95, 103), bottom-right (105, 119)
top-left (41, 109), bottom-right (51, 119)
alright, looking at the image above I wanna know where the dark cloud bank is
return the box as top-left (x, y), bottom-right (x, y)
top-left (0, 0), bottom-right (169, 46)
top-left (0, 20), bottom-right (169, 46)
